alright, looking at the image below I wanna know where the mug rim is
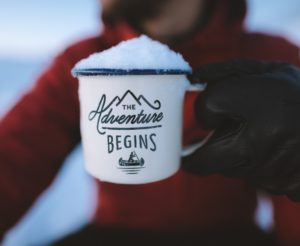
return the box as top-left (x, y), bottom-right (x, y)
top-left (72, 68), bottom-right (191, 77)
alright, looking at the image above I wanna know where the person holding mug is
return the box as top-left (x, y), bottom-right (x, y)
top-left (1, 0), bottom-right (300, 245)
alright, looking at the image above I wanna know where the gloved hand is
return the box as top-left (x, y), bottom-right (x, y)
top-left (183, 60), bottom-right (300, 201)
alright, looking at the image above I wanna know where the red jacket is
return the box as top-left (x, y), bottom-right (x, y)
top-left (1, 0), bottom-right (300, 244)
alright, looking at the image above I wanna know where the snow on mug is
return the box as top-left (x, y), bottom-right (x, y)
top-left (72, 36), bottom-right (207, 184)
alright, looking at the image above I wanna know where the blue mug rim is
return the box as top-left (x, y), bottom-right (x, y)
top-left (72, 68), bottom-right (191, 76)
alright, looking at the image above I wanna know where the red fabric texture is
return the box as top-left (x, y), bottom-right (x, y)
top-left (1, 0), bottom-right (300, 243)
top-left (272, 196), bottom-right (300, 246)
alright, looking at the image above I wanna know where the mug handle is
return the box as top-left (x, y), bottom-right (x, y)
top-left (181, 83), bottom-right (214, 157)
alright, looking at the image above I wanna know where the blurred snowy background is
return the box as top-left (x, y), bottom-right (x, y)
top-left (0, 0), bottom-right (300, 245)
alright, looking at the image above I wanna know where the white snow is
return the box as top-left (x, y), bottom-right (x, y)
top-left (73, 35), bottom-right (191, 72)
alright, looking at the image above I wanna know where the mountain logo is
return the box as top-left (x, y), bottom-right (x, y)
top-left (108, 90), bottom-right (161, 110)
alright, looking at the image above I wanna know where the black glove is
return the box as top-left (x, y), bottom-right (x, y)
top-left (183, 60), bottom-right (300, 201)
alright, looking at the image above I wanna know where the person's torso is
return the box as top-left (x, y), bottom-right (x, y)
top-left (64, 22), bottom-right (299, 230)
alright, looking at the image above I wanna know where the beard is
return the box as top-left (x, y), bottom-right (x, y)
top-left (101, 0), bottom-right (168, 26)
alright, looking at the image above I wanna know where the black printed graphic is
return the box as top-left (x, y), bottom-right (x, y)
top-left (118, 151), bottom-right (145, 174)
top-left (88, 90), bottom-right (163, 135)
top-left (107, 134), bottom-right (157, 153)
top-left (88, 90), bottom-right (163, 173)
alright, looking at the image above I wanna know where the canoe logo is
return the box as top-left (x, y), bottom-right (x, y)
top-left (118, 151), bottom-right (145, 174)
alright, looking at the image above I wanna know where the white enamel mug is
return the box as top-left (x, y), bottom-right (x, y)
top-left (73, 68), bottom-right (207, 184)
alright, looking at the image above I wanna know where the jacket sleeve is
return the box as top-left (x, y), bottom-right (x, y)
top-left (272, 196), bottom-right (300, 246)
top-left (0, 50), bottom-right (81, 239)
top-left (270, 44), bottom-right (300, 246)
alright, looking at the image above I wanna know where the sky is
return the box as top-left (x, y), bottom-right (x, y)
top-left (247, 0), bottom-right (300, 45)
top-left (0, 0), bottom-right (300, 60)
top-left (0, 0), bottom-right (101, 60)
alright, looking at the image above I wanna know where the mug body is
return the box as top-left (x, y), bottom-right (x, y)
top-left (78, 73), bottom-right (190, 184)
